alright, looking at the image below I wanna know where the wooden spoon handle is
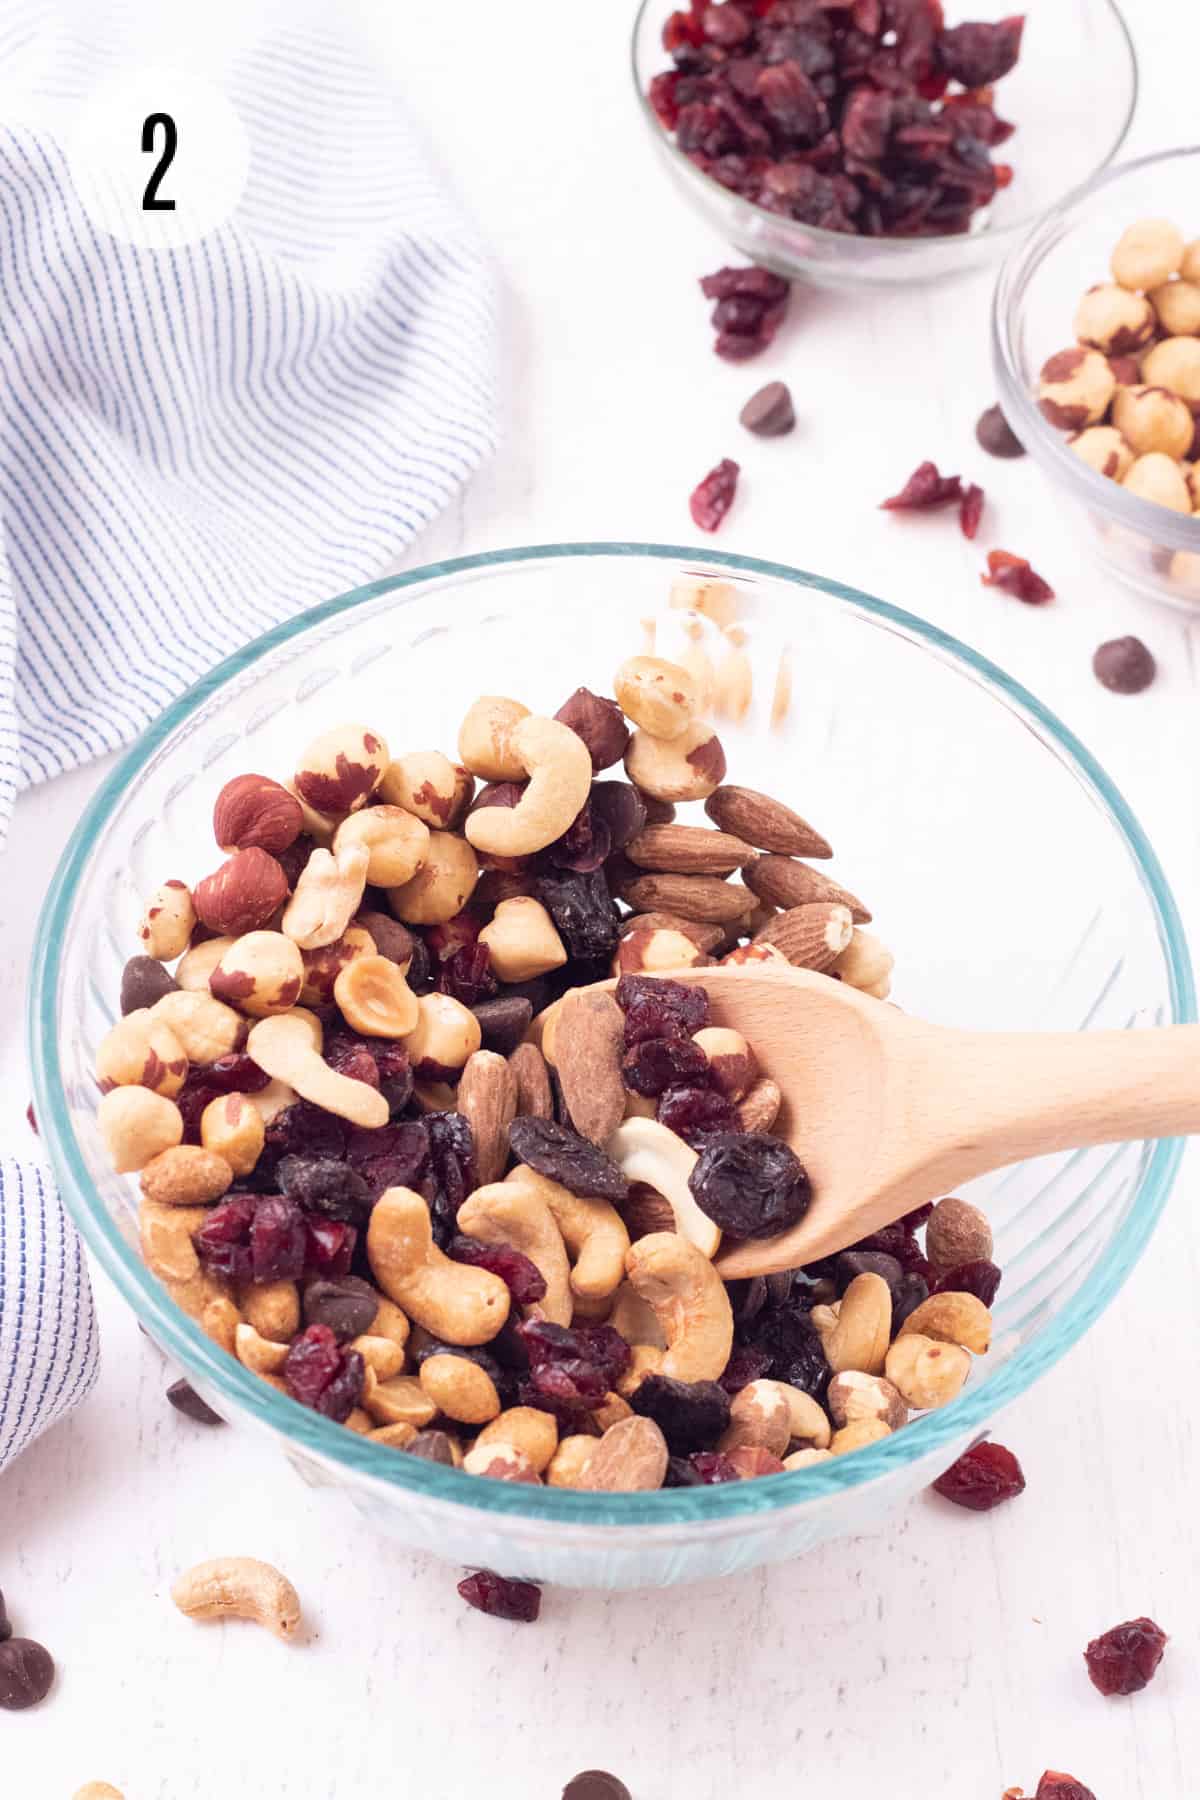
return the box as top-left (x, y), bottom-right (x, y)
top-left (922, 1023), bottom-right (1200, 1184)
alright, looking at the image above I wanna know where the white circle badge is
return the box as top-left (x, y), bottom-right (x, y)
top-left (66, 65), bottom-right (250, 251)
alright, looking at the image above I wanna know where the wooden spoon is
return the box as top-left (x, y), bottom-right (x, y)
top-left (625, 964), bottom-right (1200, 1278)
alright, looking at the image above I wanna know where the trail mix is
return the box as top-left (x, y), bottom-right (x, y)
top-left (1035, 216), bottom-right (1200, 596)
top-left (98, 598), bottom-right (1002, 1493)
top-left (648, 1), bottom-right (1023, 241)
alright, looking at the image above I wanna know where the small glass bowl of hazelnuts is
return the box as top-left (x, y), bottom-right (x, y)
top-left (993, 146), bottom-right (1200, 612)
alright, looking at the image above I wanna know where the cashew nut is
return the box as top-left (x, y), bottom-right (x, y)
top-left (478, 897), bottom-right (567, 982)
top-left (623, 720), bottom-right (726, 804)
top-left (379, 749), bottom-right (474, 826)
top-left (386, 830), bottom-right (479, 925)
top-left (811, 1273), bottom-right (892, 1376)
top-left (608, 1280), bottom-right (667, 1350)
top-left (235, 1322), bottom-right (290, 1375)
top-left (367, 1186), bottom-right (510, 1345)
top-left (151, 991), bottom-right (246, 1065)
top-left (506, 1166), bottom-right (629, 1302)
top-left (464, 716), bottom-right (592, 858)
top-left (361, 1369), bottom-right (437, 1428)
top-left (457, 695), bottom-right (531, 780)
top-left (333, 954), bottom-right (418, 1038)
top-left (607, 1117), bottom-right (720, 1259)
top-left (832, 928), bottom-right (894, 1000)
top-left (419, 1352), bottom-right (502, 1425)
top-left (457, 1179), bottom-right (572, 1326)
top-left (201, 1294), bottom-right (240, 1356)
top-left (282, 842), bottom-right (370, 949)
top-left (546, 1434), bottom-right (597, 1488)
top-left (238, 1279), bottom-right (300, 1343)
top-left (613, 655), bottom-right (698, 740)
top-left (333, 805), bottom-right (430, 887)
top-left (624, 1233), bottom-right (733, 1384)
top-left (99, 1087), bottom-right (184, 1173)
top-left (248, 1078), bottom-right (297, 1124)
top-left (615, 1343), bottom-right (665, 1397)
top-left (171, 1556), bottom-right (301, 1640)
top-left (96, 1009), bottom-right (188, 1097)
top-left (247, 1013), bottom-right (388, 1128)
top-left (474, 1406), bottom-right (558, 1473)
top-left (137, 879), bottom-right (196, 959)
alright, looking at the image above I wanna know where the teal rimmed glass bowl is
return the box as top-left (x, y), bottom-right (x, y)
top-left (30, 544), bottom-right (1193, 1590)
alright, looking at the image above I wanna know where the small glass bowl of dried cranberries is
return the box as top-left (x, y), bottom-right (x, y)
top-left (633, 0), bottom-right (1136, 287)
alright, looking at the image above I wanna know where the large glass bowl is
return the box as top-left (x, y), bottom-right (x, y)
top-left (30, 544), bottom-right (1192, 1591)
top-left (632, 0), bottom-right (1137, 287)
top-left (994, 146), bottom-right (1200, 612)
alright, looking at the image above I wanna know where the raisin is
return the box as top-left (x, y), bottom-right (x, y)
top-left (447, 1236), bottom-right (547, 1306)
top-left (621, 1036), bottom-right (710, 1097)
top-left (881, 460), bottom-right (962, 510)
top-left (535, 867), bottom-right (621, 962)
top-left (542, 801), bottom-right (612, 874)
top-left (1093, 636), bottom-right (1156, 695)
top-left (457, 1571), bottom-right (541, 1623)
top-left (631, 1373), bottom-right (732, 1453)
top-left (689, 457), bottom-right (740, 531)
top-left (261, 1100), bottom-right (347, 1180)
top-left (345, 1118), bottom-right (430, 1201)
top-left (509, 1116), bottom-right (628, 1203)
top-left (438, 942), bottom-right (497, 1008)
top-left (718, 1345), bottom-right (774, 1395)
top-left (277, 1154), bottom-right (372, 1223)
top-left (423, 1112), bottom-right (477, 1248)
top-left (959, 481), bottom-right (984, 540)
top-left (1083, 1617), bottom-right (1168, 1697)
top-left (932, 1440), bottom-right (1025, 1511)
top-left (689, 1132), bottom-right (810, 1237)
top-left (934, 1258), bottom-right (1002, 1306)
top-left (657, 1084), bottom-right (738, 1143)
top-left (981, 549), bottom-right (1054, 604)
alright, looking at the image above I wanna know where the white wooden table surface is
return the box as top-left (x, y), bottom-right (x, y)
top-left (3, 4), bottom-right (1198, 1796)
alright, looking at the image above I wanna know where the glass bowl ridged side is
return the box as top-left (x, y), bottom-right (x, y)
top-left (31, 545), bottom-right (1192, 1590)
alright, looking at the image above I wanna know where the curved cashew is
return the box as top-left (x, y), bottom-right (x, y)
top-left (615, 1343), bottom-right (665, 1398)
top-left (171, 1556), bottom-right (301, 1641)
top-left (475, 1406), bottom-right (559, 1473)
top-left (282, 842), bottom-right (370, 950)
top-left (247, 1014), bottom-right (388, 1128)
top-left (464, 716), bottom-right (592, 858)
top-left (607, 1118), bottom-right (720, 1259)
top-left (456, 1180), bottom-right (572, 1327)
top-left (235, 1322), bottom-right (290, 1375)
top-left (367, 1186), bottom-right (510, 1345)
top-left (350, 1334), bottom-right (406, 1381)
top-left (361, 1369), bottom-right (437, 1428)
top-left (457, 695), bottom-right (531, 780)
top-left (201, 1294), bottom-right (240, 1356)
top-left (811, 1273), bottom-right (892, 1376)
top-left (609, 1280), bottom-right (667, 1350)
top-left (418, 1352), bottom-right (502, 1425)
top-left (506, 1166), bottom-right (629, 1302)
top-left (624, 1233), bottom-right (733, 1384)
top-left (238, 1279), bottom-right (299, 1343)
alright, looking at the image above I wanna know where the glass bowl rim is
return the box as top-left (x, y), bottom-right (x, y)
top-left (30, 540), bottom-right (1194, 1531)
top-left (994, 144), bottom-right (1200, 553)
top-left (630, 0), bottom-right (1139, 262)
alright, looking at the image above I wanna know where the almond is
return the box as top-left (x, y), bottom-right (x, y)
top-left (743, 855), bottom-right (871, 923)
top-left (625, 824), bottom-right (754, 876)
top-left (704, 785), bottom-right (832, 858)
top-left (754, 902), bottom-right (853, 970)
top-left (622, 872), bottom-right (750, 924)
top-left (618, 910), bottom-right (725, 953)
top-left (621, 1181), bottom-right (678, 1238)
top-left (508, 1041), bottom-right (553, 1119)
top-left (579, 1415), bottom-right (669, 1492)
top-left (553, 989), bottom-right (626, 1148)
top-left (212, 774), bottom-right (304, 856)
top-left (735, 1076), bottom-right (783, 1134)
top-left (455, 1051), bottom-right (518, 1186)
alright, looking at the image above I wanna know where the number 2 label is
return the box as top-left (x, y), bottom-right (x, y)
top-left (141, 112), bottom-right (177, 212)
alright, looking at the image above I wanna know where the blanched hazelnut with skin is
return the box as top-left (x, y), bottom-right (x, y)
top-left (96, 1009), bottom-right (188, 1097)
top-left (200, 1091), bottom-right (266, 1176)
top-left (1111, 218), bottom-right (1184, 293)
top-left (332, 805), bottom-right (429, 887)
top-left (1111, 385), bottom-right (1194, 459)
top-left (613, 926), bottom-right (709, 976)
top-left (1141, 335), bottom-right (1200, 403)
top-left (386, 829), bottom-right (478, 925)
top-left (209, 931), bottom-right (303, 1017)
top-left (827, 1371), bottom-right (907, 1431)
top-left (1122, 452), bottom-right (1192, 513)
top-left (624, 720), bottom-right (727, 803)
top-left (176, 936), bottom-right (235, 992)
top-left (403, 991), bottom-right (481, 1076)
top-left (298, 925), bottom-right (377, 1006)
top-left (1068, 425), bottom-right (1134, 481)
top-left (378, 751), bottom-right (473, 827)
top-left (457, 696), bottom-right (531, 781)
top-left (478, 897), bottom-right (567, 981)
top-left (293, 723), bottom-right (389, 815)
top-left (1037, 348), bottom-right (1115, 430)
top-left (137, 880), bottom-right (196, 960)
top-left (151, 990), bottom-right (246, 1064)
top-left (831, 929), bottom-right (894, 1000)
top-left (98, 1086), bottom-right (183, 1173)
top-left (613, 656), bottom-right (698, 740)
top-left (1074, 283), bottom-right (1156, 355)
top-left (1149, 278), bottom-right (1200, 337)
top-left (334, 954), bottom-right (418, 1038)
top-left (692, 1026), bottom-right (756, 1101)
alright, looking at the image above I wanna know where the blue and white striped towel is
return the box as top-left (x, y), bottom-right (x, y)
top-left (0, 1), bottom-right (498, 1471)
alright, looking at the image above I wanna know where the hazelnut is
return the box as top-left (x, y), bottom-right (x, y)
top-left (1111, 385), bottom-right (1194, 459)
top-left (379, 750), bottom-right (474, 827)
top-left (1037, 348), bottom-right (1115, 430)
top-left (334, 954), bottom-right (419, 1038)
top-left (352, 910), bottom-right (415, 970)
top-left (613, 925), bottom-right (709, 976)
top-left (1111, 217), bottom-right (1184, 292)
top-left (96, 1009), bottom-right (188, 1097)
top-left (554, 687), bottom-right (630, 772)
top-left (207, 931), bottom-right (302, 1017)
top-left (1107, 352), bottom-right (1142, 388)
top-left (669, 574), bottom-right (739, 627)
top-left (1073, 282), bottom-right (1156, 355)
top-left (1121, 452), bottom-right (1191, 513)
top-left (1182, 240), bottom-right (1200, 284)
top-left (1141, 335), bottom-right (1200, 403)
top-left (403, 991), bottom-right (481, 1077)
top-left (176, 936), bottom-right (236, 992)
top-left (477, 897), bottom-right (566, 982)
top-left (293, 723), bottom-right (389, 815)
top-left (193, 848), bottom-right (288, 937)
top-left (137, 879), bottom-right (196, 960)
top-left (98, 1086), bottom-right (183, 1173)
top-left (387, 830), bottom-right (478, 925)
top-left (926, 1196), bottom-right (993, 1272)
top-left (831, 928), bottom-right (894, 999)
top-left (151, 991), bottom-right (246, 1065)
top-left (1149, 278), bottom-right (1200, 337)
top-left (212, 774), bottom-right (303, 855)
top-left (333, 805), bottom-right (430, 887)
top-left (718, 1379), bottom-right (791, 1457)
top-left (200, 1091), bottom-right (265, 1176)
top-left (692, 1026), bottom-right (755, 1101)
top-left (885, 1334), bottom-right (970, 1411)
top-left (829, 1419), bottom-right (892, 1456)
top-left (613, 655), bottom-right (698, 740)
top-left (827, 1371), bottom-right (907, 1431)
top-left (298, 925), bottom-right (377, 1006)
top-left (1068, 425), bottom-right (1134, 481)
top-left (624, 720), bottom-right (727, 803)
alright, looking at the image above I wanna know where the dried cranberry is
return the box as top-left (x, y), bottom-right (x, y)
top-left (689, 458), bottom-right (740, 532)
top-left (573, 1324), bottom-right (632, 1388)
top-left (935, 1258), bottom-right (1001, 1306)
top-left (932, 1440), bottom-right (1025, 1511)
top-left (690, 1132), bottom-right (810, 1237)
top-left (649, 68), bottom-right (682, 128)
top-left (757, 59), bottom-right (828, 139)
top-left (981, 549), bottom-right (1055, 604)
top-left (193, 1195), bottom-right (257, 1283)
top-left (249, 1195), bottom-right (308, 1282)
top-left (438, 941), bottom-right (497, 1008)
top-left (939, 16), bottom-right (1024, 87)
top-left (200, 1052), bottom-right (270, 1095)
top-left (1083, 1617), bottom-right (1168, 1697)
top-left (688, 1451), bottom-right (741, 1483)
top-left (263, 1099), bottom-right (347, 1173)
top-left (657, 1084), bottom-right (738, 1144)
top-left (881, 460), bottom-right (962, 510)
top-left (424, 910), bottom-right (482, 964)
top-left (322, 1032), bottom-right (380, 1090)
top-left (284, 1323), bottom-right (346, 1411)
top-left (447, 1236), bottom-right (547, 1306)
top-left (959, 481), bottom-right (984, 540)
top-left (622, 1035), bottom-right (710, 1097)
top-left (277, 1154), bottom-right (371, 1223)
top-left (616, 974), bottom-right (709, 1036)
top-left (304, 1216), bottom-right (356, 1277)
top-left (631, 1373), bottom-right (731, 1453)
top-left (1035, 1776), bottom-right (1096, 1800)
top-left (457, 1571), bottom-right (541, 1623)
top-left (509, 1116), bottom-right (628, 1203)
top-left (535, 867), bottom-right (620, 962)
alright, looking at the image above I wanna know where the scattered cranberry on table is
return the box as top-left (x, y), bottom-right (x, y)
top-left (457, 1569), bottom-right (542, 1623)
top-left (931, 1439), bottom-right (1025, 1510)
top-left (1084, 1615), bottom-right (1168, 1697)
top-left (980, 548), bottom-right (1054, 603)
top-left (881, 460), bottom-right (965, 512)
top-left (689, 456), bottom-right (741, 530)
top-left (699, 264), bottom-right (790, 360)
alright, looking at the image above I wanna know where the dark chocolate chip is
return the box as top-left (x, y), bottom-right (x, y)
top-left (1092, 636), bottom-right (1156, 694)
top-left (120, 955), bottom-right (179, 1014)
top-left (589, 780), bottom-right (648, 852)
top-left (471, 995), bottom-right (534, 1055)
top-left (0, 1639), bottom-right (54, 1710)
top-left (405, 1430), bottom-right (458, 1464)
top-left (166, 1378), bottom-right (224, 1425)
top-left (562, 1774), bottom-right (633, 1800)
top-left (835, 1250), bottom-right (904, 1300)
top-left (353, 910), bottom-right (416, 968)
top-left (302, 1275), bottom-right (380, 1343)
top-left (739, 379), bottom-right (795, 437)
top-left (974, 404), bottom-right (1025, 458)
